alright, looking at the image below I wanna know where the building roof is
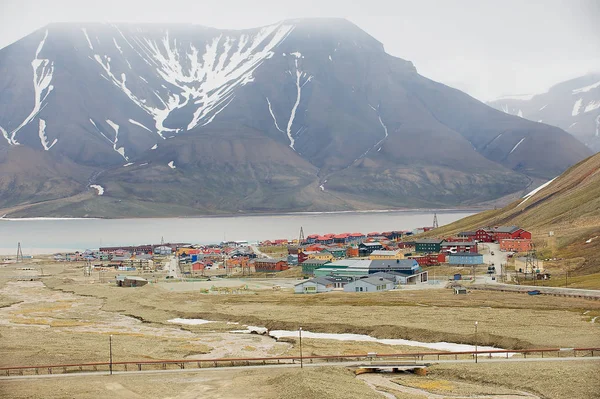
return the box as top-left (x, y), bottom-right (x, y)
top-left (355, 276), bottom-right (395, 286)
top-left (368, 272), bottom-right (399, 280)
top-left (253, 258), bottom-right (286, 264)
top-left (370, 250), bottom-right (400, 256)
top-left (415, 239), bottom-right (444, 244)
top-left (458, 231), bottom-right (476, 236)
top-left (448, 252), bottom-right (482, 257)
top-left (116, 275), bottom-right (147, 282)
top-left (303, 259), bottom-right (330, 266)
top-left (486, 226), bottom-right (520, 233)
top-left (368, 259), bottom-right (418, 269)
top-left (295, 277), bottom-right (334, 287)
top-left (360, 242), bottom-right (382, 247)
top-left (442, 241), bottom-right (477, 246)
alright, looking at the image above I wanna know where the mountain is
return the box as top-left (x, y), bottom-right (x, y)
top-left (0, 19), bottom-right (592, 217)
top-left (423, 152), bottom-right (600, 281)
top-left (488, 73), bottom-right (600, 152)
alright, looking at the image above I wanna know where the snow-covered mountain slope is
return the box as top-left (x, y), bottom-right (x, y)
top-left (488, 73), bottom-right (600, 152)
top-left (0, 19), bottom-right (593, 217)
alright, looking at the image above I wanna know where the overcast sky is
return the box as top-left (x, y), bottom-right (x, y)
top-left (0, 0), bottom-right (598, 101)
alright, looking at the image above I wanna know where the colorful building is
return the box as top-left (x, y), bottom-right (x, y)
top-left (448, 252), bottom-right (483, 265)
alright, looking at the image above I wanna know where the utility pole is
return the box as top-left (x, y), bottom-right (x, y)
top-left (433, 213), bottom-right (439, 229)
top-left (299, 327), bottom-right (303, 369)
top-left (474, 321), bottom-right (478, 363)
top-left (109, 335), bottom-right (113, 375)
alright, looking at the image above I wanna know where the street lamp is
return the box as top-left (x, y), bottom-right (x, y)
top-left (474, 321), bottom-right (478, 363)
top-left (109, 335), bottom-right (113, 375)
top-left (299, 327), bottom-right (303, 369)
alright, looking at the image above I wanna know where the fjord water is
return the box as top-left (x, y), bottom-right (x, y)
top-left (0, 210), bottom-right (475, 254)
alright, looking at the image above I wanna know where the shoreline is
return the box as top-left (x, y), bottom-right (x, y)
top-left (0, 207), bottom-right (485, 221)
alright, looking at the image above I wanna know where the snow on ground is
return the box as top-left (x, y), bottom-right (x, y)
top-left (89, 185), bottom-right (104, 195)
top-left (518, 177), bottom-right (557, 206)
top-left (168, 161), bottom-right (176, 169)
top-left (319, 184), bottom-right (325, 191)
top-left (586, 237), bottom-right (598, 244)
top-left (37, 119), bottom-right (57, 150)
top-left (265, 329), bottom-right (510, 356)
top-left (584, 100), bottom-right (600, 113)
top-left (572, 80), bottom-right (600, 94)
top-left (539, 104), bottom-right (547, 111)
top-left (572, 98), bottom-right (583, 116)
top-left (509, 138), bottom-right (525, 154)
top-left (151, 144), bottom-right (158, 150)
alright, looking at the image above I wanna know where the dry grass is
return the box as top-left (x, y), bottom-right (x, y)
top-left (0, 367), bottom-right (382, 399)
top-left (428, 361), bottom-right (600, 399)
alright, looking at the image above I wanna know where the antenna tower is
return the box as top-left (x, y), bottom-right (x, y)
top-left (299, 226), bottom-right (305, 245)
top-left (432, 213), bottom-right (439, 229)
top-left (525, 242), bottom-right (539, 284)
top-left (16, 242), bottom-right (23, 263)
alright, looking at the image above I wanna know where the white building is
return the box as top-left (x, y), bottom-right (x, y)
top-left (343, 276), bottom-right (394, 293)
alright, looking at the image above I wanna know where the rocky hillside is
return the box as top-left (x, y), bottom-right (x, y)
top-left (0, 19), bottom-right (592, 217)
top-left (425, 152), bottom-right (600, 276)
top-left (488, 73), bottom-right (600, 152)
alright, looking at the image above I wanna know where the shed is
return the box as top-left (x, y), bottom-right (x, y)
top-left (115, 275), bottom-right (148, 287)
top-left (453, 286), bottom-right (467, 294)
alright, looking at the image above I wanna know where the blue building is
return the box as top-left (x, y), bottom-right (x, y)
top-left (448, 252), bottom-right (483, 265)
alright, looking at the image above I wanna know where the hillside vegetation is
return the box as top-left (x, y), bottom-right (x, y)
top-left (424, 152), bottom-right (600, 277)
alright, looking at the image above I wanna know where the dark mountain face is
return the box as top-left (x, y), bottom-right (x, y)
top-left (0, 19), bottom-right (592, 217)
top-left (488, 73), bottom-right (600, 152)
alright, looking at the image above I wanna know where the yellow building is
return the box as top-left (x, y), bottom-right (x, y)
top-left (308, 252), bottom-right (334, 262)
top-left (369, 250), bottom-right (404, 260)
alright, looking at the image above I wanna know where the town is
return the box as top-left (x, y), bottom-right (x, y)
top-left (49, 224), bottom-right (539, 293)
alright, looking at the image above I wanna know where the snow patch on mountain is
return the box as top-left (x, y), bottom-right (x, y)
top-left (539, 104), bottom-right (547, 111)
top-left (91, 23), bottom-right (294, 140)
top-left (168, 161), bottom-right (176, 169)
top-left (596, 115), bottom-right (600, 137)
top-left (106, 120), bottom-right (128, 160)
top-left (151, 144), bottom-right (158, 150)
top-left (81, 28), bottom-right (94, 50)
top-left (509, 138), bottom-right (525, 154)
top-left (518, 177), bottom-right (557, 206)
top-left (0, 29), bottom-right (54, 146)
top-left (572, 98), bottom-right (583, 116)
top-left (495, 93), bottom-right (536, 101)
top-left (584, 101), bottom-right (600, 113)
top-left (89, 184), bottom-right (104, 195)
top-left (517, 109), bottom-right (523, 118)
top-left (38, 119), bottom-right (57, 150)
top-left (285, 54), bottom-right (313, 150)
top-left (128, 119), bottom-right (152, 132)
top-left (266, 97), bottom-right (284, 133)
top-left (572, 80), bottom-right (600, 94)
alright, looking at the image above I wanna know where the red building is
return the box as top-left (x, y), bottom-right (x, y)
top-left (408, 253), bottom-right (445, 266)
top-left (441, 241), bottom-right (478, 254)
top-left (253, 259), bottom-right (289, 272)
top-left (499, 239), bottom-right (532, 252)
top-left (475, 226), bottom-right (531, 242)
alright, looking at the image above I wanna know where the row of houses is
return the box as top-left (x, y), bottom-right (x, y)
top-left (295, 268), bottom-right (426, 294)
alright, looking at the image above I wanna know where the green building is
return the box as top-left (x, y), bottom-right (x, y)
top-left (414, 239), bottom-right (444, 253)
top-left (301, 259), bottom-right (331, 276)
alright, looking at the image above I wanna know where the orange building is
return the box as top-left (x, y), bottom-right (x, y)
top-left (499, 239), bottom-right (532, 252)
